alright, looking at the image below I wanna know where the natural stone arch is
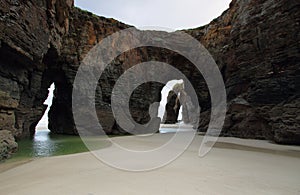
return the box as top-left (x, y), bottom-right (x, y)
top-left (0, 0), bottom-right (298, 159)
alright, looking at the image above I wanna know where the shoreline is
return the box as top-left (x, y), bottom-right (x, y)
top-left (0, 158), bottom-right (33, 174)
top-left (1, 134), bottom-right (299, 194)
top-left (1, 134), bottom-right (299, 173)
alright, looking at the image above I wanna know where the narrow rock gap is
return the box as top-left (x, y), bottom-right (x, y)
top-left (35, 83), bottom-right (55, 133)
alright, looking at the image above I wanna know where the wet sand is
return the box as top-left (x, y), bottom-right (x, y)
top-left (0, 159), bottom-right (32, 174)
top-left (0, 134), bottom-right (299, 194)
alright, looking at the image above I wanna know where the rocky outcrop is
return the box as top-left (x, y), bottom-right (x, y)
top-left (0, 0), bottom-right (299, 160)
top-left (0, 130), bottom-right (17, 161)
top-left (163, 82), bottom-right (200, 126)
top-left (186, 0), bottom-right (300, 144)
top-left (163, 91), bottom-right (181, 124)
top-left (0, 0), bottom-right (129, 138)
top-left (268, 96), bottom-right (300, 144)
top-left (47, 8), bottom-right (126, 135)
top-left (199, 97), bottom-right (270, 139)
top-left (0, 0), bottom-right (73, 139)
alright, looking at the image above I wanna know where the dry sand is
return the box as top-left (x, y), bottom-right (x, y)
top-left (0, 134), bottom-right (299, 195)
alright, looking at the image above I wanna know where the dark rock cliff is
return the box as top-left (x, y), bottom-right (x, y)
top-left (0, 0), bottom-right (299, 159)
top-left (0, 0), bottom-right (73, 139)
top-left (186, 0), bottom-right (300, 144)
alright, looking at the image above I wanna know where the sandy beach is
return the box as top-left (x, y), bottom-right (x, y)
top-left (0, 133), bottom-right (299, 195)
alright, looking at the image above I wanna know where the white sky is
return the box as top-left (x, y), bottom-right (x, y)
top-left (74, 0), bottom-right (231, 30)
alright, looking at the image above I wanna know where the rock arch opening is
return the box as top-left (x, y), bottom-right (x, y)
top-left (35, 83), bottom-right (55, 132)
top-left (158, 79), bottom-right (200, 134)
top-left (158, 79), bottom-right (184, 125)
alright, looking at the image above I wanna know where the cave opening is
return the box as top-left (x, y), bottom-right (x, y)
top-left (35, 83), bottom-right (55, 133)
top-left (18, 83), bottom-right (57, 157)
top-left (158, 80), bottom-right (187, 133)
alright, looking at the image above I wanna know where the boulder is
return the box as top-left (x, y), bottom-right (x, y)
top-left (0, 130), bottom-right (18, 161)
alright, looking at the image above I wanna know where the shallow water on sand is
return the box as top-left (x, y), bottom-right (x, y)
top-left (10, 124), bottom-right (193, 160)
top-left (159, 123), bottom-right (194, 134)
top-left (10, 130), bottom-right (106, 160)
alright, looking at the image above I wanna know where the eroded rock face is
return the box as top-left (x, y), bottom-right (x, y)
top-left (187, 0), bottom-right (300, 144)
top-left (0, 0), bottom-right (73, 139)
top-left (0, 130), bottom-right (18, 161)
top-left (163, 82), bottom-right (200, 126)
top-left (269, 96), bottom-right (300, 144)
top-left (0, 0), bottom-right (131, 138)
top-left (163, 91), bottom-right (181, 124)
top-left (0, 0), bottom-right (299, 161)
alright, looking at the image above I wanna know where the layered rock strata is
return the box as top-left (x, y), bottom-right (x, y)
top-left (0, 0), bottom-right (299, 160)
